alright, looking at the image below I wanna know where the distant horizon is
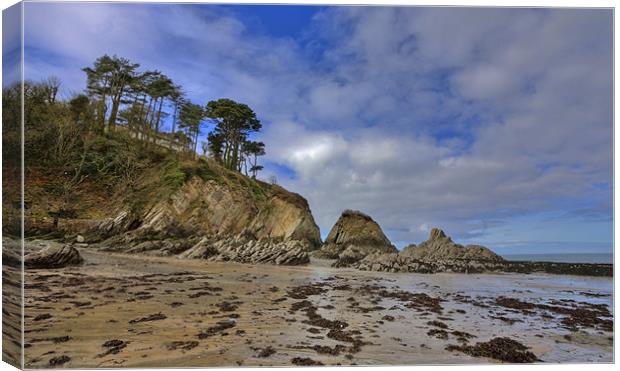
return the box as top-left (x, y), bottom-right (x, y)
top-left (6, 3), bottom-right (612, 255)
top-left (501, 251), bottom-right (613, 264)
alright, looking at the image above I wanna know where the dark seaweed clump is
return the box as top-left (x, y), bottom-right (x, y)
top-left (446, 337), bottom-right (538, 363)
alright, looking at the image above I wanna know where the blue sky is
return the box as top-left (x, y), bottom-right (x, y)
top-left (12, 3), bottom-right (613, 254)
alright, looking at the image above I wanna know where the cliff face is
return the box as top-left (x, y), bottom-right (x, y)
top-left (23, 157), bottom-right (321, 265)
top-left (92, 168), bottom-right (321, 264)
top-left (313, 210), bottom-right (397, 263)
top-left (113, 176), bottom-right (321, 246)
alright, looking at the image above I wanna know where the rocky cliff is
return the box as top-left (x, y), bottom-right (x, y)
top-left (23, 157), bottom-right (322, 265)
top-left (94, 176), bottom-right (320, 242)
top-left (312, 210), bottom-right (397, 264)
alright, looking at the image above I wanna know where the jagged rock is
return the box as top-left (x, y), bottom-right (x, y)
top-left (93, 210), bottom-right (142, 241)
top-left (98, 230), bottom-right (310, 265)
top-left (91, 177), bottom-right (321, 250)
top-left (348, 227), bottom-right (611, 276)
top-left (75, 235), bottom-right (85, 243)
top-left (179, 235), bottom-right (310, 265)
top-left (401, 228), bottom-right (503, 262)
top-left (351, 228), bottom-right (502, 274)
top-left (314, 210), bottom-right (397, 262)
top-left (24, 243), bottom-right (83, 269)
top-left (2, 238), bottom-right (21, 268)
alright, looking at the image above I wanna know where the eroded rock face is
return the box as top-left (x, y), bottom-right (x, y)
top-left (354, 252), bottom-right (497, 274)
top-left (314, 210), bottom-right (397, 262)
top-left (346, 228), bottom-right (611, 276)
top-left (89, 177), bottom-right (320, 265)
top-left (108, 178), bottom-right (319, 245)
top-left (98, 233), bottom-right (310, 266)
top-left (180, 235), bottom-right (310, 265)
top-left (2, 238), bottom-right (22, 268)
top-left (401, 228), bottom-right (503, 262)
top-left (24, 243), bottom-right (83, 269)
top-left (343, 228), bottom-right (503, 272)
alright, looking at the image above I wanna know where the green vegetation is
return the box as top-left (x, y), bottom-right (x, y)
top-left (205, 98), bottom-right (264, 175)
top-left (2, 54), bottom-right (274, 231)
top-left (78, 54), bottom-right (266, 171)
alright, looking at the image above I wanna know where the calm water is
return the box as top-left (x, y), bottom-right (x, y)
top-left (503, 253), bottom-right (613, 264)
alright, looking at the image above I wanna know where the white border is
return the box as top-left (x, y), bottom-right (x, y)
top-left (0, 1), bottom-right (616, 371)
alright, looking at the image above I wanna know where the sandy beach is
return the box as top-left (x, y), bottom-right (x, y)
top-left (7, 247), bottom-right (613, 368)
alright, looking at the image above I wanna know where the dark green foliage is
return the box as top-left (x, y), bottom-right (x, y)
top-left (69, 94), bottom-right (92, 124)
top-left (178, 102), bottom-right (206, 156)
top-left (83, 54), bottom-right (140, 130)
top-left (243, 140), bottom-right (266, 178)
top-left (205, 98), bottom-right (263, 171)
top-left (3, 54), bottom-right (271, 229)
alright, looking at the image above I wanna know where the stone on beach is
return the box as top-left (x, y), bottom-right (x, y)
top-left (24, 243), bottom-right (83, 269)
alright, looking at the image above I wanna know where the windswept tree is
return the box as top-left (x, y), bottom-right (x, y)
top-left (118, 70), bottom-right (176, 144)
top-left (82, 54), bottom-right (139, 131)
top-left (178, 101), bottom-right (205, 157)
top-left (147, 73), bottom-right (175, 137)
top-left (74, 56), bottom-right (270, 178)
top-left (242, 140), bottom-right (265, 178)
top-left (205, 98), bottom-right (262, 171)
top-left (169, 84), bottom-right (184, 135)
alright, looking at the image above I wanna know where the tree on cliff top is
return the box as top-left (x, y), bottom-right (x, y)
top-left (205, 98), bottom-right (263, 174)
top-left (83, 54), bottom-right (139, 132)
top-left (178, 101), bottom-right (206, 158)
top-left (242, 140), bottom-right (266, 178)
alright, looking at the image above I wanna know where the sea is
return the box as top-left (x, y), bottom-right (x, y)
top-left (502, 253), bottom-right (613, 264)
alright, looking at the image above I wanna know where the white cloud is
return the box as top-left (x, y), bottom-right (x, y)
top-left (22, 4), bottom-right (613, 249)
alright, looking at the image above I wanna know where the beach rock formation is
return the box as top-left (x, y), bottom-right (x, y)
top-left (345, 228), bottom-right (502, 273)
top-left (2, 238), bottom-right (22, 268)
top-left (24, 243), bottom-right (83, 269)
top-left (313, 210), bottom-right (397, 264)
top-left (401, 228), bottom-right (503, 262)
top-left (93, 177), bottom-right (320, 246)
top-left (85, 165), bottom-right (321, 265)
top-left (179, 234), bottom-right (310, 265)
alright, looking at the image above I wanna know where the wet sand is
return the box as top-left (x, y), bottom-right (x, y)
top-left (15, 247), bottom-right (613, 367)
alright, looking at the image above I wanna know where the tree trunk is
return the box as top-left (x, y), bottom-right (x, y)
top-left (143, 96), bottom-right (154, 143)
top-left (148, 97), bottom-right (158, 131)
top-left (138, 93), bottom-right (147, 124)
top-left (98, 96), bottom-right (107, 133)
top-left (169, 102), bottom-right (178, 150)
top-left (107, 89), bottom-right (123, 131)
top-left (154, 97), bottom-right (164, 142)
top-left (193, 130), bottom-right (199, 159)
top-left (144, 96), bottom-right (153, 125)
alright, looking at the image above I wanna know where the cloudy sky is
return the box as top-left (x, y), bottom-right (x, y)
top-left (11, 2), bottom-right (613, 254)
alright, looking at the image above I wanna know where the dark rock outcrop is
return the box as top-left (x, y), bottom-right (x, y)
top-left (401, 228), bottom-right (503, 262)
top-left (343, 228), bottom-right (502, 273)
top-left (24, 243), bottom-right (83, 269)
top-left (349, 228), bottom-right (611, 276)
top-left (179, 234), bottom-right (310, 265)
top-left (313, 210), bottom-right (397, 264)
top-left (2, 238), bottom-right (22, 268)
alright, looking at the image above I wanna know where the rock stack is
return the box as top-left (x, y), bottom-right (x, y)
top-left (313, 210), bottom-right (397, 265)
top-left (353, 227), bottom-right (504, 273)
top-left (400, 227), bottom-right (503, 262)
